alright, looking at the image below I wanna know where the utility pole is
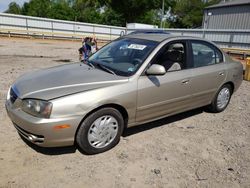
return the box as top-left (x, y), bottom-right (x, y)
top-left (160, 0), bottom-right (165, 28)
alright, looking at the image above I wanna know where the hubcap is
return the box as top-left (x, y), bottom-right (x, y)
top-left (217, 88), bottom-right (230, 110)
top-left (87, 115), bottom-right (118, 149)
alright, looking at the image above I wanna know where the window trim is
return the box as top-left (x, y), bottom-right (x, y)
top-left (188, 40), bottom-right (224, 69)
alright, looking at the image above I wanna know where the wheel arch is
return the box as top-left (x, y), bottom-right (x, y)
top-left (213, 81), bottom-right (235, 101)
top-left (74, 103), bottom-right (129, 141)
top-left (224, 81), bottom-right (235, 93)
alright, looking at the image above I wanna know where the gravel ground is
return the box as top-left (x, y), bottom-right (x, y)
top-left (0, 37), bottom-right (249, 188)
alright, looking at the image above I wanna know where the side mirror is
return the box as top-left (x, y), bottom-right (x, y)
top-left (146, 64), bottom-right (166, 76)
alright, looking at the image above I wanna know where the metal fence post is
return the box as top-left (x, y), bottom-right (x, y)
top-left (51, 21), bottom-right (54, 39)
top-left (93, 25), bottom-right (95, 37)
top-left (110, 28), bottom-right (112, 41)
top-left (229, 32), bottom-right (234, 48)
top-left (73, 22), bottom-right (76, 35)
top-left (25, 18), bottom-right (28, 31)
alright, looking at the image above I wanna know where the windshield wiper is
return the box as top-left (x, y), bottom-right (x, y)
top-left (95, 63), bottom-right (116, 75)
top-left (88, 61), bottom-right (95, 68)
top-left (82, 59), bottom-right (95, 68)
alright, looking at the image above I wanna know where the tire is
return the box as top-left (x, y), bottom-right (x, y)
top-left (76, 108), bottom-right (124, 154)
top-left (208, 84), bottom-right (232, 113)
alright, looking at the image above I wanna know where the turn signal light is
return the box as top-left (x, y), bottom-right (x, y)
top-left (53, 124), bottom-right (71, 130)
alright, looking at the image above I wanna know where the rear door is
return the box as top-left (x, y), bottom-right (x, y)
top-left (188, 40), bottom-right (226, 107)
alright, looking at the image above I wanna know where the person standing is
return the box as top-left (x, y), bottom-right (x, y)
top-left (78, 37), bottom-right (91, 62)
top-left (91, 37), bottom-right (98, 54)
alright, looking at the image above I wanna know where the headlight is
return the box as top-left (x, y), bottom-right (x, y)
top-left (21, 99), bottom-right (52, 118)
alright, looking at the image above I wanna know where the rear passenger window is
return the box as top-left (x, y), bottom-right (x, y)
top-left (191, 41), bottom-right (223, 68)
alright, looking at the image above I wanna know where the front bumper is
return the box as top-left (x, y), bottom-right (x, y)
top-left (5, 100), bottom-right (83, 147)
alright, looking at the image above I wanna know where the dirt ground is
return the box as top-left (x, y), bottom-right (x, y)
top-left (0, 37), bottom-right (249, 188)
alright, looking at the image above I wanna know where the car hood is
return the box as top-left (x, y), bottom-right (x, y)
top-left (12, 63), bottom-right (128, 100)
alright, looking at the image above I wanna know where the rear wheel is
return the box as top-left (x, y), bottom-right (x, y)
top-left (209, 84), bottom-right (232, 113)
top-left (76, 108), bottom-right (124, 154)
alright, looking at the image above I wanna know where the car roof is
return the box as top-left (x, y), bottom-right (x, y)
top-left (122, 33), bottom-right (223, 52)
top-left (123, 32), bottom-right (219, 47)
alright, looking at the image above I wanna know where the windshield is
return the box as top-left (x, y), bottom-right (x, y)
top-left (88, 38), bottom-right (158, 76)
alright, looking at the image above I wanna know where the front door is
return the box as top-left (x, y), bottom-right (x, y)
top-left (136, 41), bottom-right (194, 123)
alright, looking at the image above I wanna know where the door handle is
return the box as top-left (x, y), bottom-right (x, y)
top-left (181, 79), bottom-right (189, 84)
top-left (219, 72), bottom-right (225, 76)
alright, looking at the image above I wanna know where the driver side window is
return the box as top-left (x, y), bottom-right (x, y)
top-left (152, 42), bottom-right (187, 72)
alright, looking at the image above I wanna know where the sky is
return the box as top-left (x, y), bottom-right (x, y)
top-left (0, 0), bottom-right (29, 12)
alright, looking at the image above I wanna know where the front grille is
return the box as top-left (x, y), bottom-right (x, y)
top-left (10, 88), bottom-right (18, 104)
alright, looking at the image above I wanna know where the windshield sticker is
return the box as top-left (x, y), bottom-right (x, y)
top-left (128, 44), bottom-right (147, 50)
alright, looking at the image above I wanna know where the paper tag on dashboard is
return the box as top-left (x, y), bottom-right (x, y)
top-left (128, 44), bottom-right (146, 50)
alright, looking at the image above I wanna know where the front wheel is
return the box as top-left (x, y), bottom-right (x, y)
top-left (208, 84), bottom-right (232, 113)
top-left (76, 108), bottom-right (124, 154)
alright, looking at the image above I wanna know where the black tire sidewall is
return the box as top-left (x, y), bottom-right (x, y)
top-left (76, 108), bottom-right (124, 154)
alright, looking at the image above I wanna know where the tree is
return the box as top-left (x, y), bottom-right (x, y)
top-left (136, 9), bottom-right (160, 26)
top-left (48, 0), bottom-right (75, 20)
top-left (4, 0), bottom-right (221, 28)
top-left (21, 2), bottom-right (30, 15)
top-left (5, 2), bottom-right (21, 14)
top-left (99, 0), bottom-right (162, 26)
top-left (100, 7), bottom-right (124, 26)
top-left (71, 0), bottom-right (102, 23)
top-left (21, 0), bottom-right (51, 18)
top-left (172, 0), bottom-right (220, 28)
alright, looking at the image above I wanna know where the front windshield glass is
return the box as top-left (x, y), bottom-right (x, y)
top-left (88, 38), bottom-right (158, 76)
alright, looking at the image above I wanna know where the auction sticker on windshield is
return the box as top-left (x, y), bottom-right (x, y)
top-left (128, 44), bottom-right (147, 50)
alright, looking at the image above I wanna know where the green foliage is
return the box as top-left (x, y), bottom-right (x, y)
top-left (48, 1), bottom-right (75, 20)
top-left (22, 0), bottom-right (51, 17)
top-left (5, 2), bottom-right (21, 14)
top-left (173, 0), bottom-right (221, 28)
top-left (173, 0), bottom-right (204, 28)
top-left (4, 0), bottom-right (221, 28)
top-left (99, 0), bottom-right (161, 23)
top-left (136, 9), bottom-right (160, 25)
top-left (72, 0), bottom-right (101, 23)
top-left (100, 7), bottom-right (124, 26)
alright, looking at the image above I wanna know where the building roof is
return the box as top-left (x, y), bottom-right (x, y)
top-left (205, 0), bottom-right (250, 9)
